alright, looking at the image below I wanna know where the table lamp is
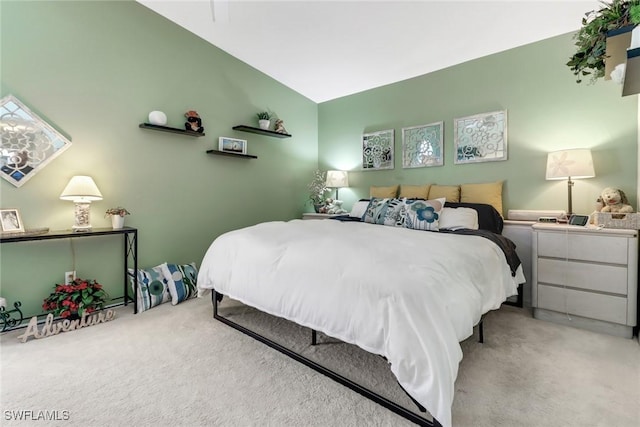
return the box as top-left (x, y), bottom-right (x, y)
top-left (325, 170), bottom-right (349, 200)
top-left (545, 149), bottom-right (595, 217)
top-left (60, 175), bottom-right (103, 232)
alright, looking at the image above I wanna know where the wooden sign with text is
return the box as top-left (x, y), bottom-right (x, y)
top-left (17, 309), bottom-right (116, 343)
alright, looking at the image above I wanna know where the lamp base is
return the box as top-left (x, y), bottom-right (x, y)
top-left (72, 202), bottom-right (93, 232)
top-left (567, 178), bottom-right (574, 218)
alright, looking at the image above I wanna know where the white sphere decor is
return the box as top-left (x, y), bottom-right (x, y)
top-left (148, 111), bottom-right (167, 126)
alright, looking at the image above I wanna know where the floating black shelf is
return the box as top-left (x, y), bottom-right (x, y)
top-left (139, 123), bottom-right (205, 137)
top-left (206, 150), bottom-right (257, 159)
top-left (232, 125), bottom-right (291, 138)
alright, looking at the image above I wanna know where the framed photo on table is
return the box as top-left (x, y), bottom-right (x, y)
top-left (219, 137), bottom-right (247, 155)
top-left (0, 208), bottom-right (24, 232)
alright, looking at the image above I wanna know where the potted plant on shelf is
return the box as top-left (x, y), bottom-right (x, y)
top-left (105, 207), bottom-right (130, 229)
top-left (567, 0), bottom-right (640, 83)
top-left (256, 111), bottom-right (272, 130)
top-left (307, 170), bottom-right (329, 213)
top-left (42, 278), bottom-right (109, 319)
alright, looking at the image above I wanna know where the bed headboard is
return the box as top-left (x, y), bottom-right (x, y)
top-left (370, 181), bottom-right (504, 217)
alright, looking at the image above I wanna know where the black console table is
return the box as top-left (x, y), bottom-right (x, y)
top-left (0, 227), bottom-right (139, 322)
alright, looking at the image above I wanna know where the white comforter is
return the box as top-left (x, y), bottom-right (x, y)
top-left (197, 219), bottom-right (522, 427)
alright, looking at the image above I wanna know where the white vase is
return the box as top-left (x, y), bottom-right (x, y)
top-left (111, 215), bottom-right (125, 229)
top-left (148, 111), bottom-right (167, 126)
top-left (258, 119), bottom-right (270, 130)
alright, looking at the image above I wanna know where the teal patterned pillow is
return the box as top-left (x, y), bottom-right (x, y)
top-left (363, 198), bottom-right (408, 226)
top-left (363, 198), bottom-right (390, 224)
top-left (403, 198), bottom-right (446, 231)
top-left (127, 263), bottom-right (171, 313)
top-left (381, 198), bottom-right (407, 226)
top-left (162, 262), bottom-right (198, 305)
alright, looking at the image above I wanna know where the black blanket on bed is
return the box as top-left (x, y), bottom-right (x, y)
top-left (439, 228), bottom-right (521, 277)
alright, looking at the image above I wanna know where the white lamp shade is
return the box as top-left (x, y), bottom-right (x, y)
top-left (325, 170), bottom-right (349, 188)
top-left (60, 176), bottom-right (103, 201)
top-left (545, 149), bottom-right (595, 180)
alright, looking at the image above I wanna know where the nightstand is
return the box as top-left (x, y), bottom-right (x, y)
top-left (302, 213), bottom-right (339, 220)
top-left (531, 223), bottom-right (638, 338)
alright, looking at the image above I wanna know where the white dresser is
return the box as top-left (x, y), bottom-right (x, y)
top-left (531, 223), bottom-right (638, 338)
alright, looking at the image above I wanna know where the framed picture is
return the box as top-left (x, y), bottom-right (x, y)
top-left (362, 129), bottom-right (394, 170)
top-left (0, 208), bottom-right (24, 232)
top-left (0, 94), bottom-right (72, 187)
top-left (219, 137), bottom-right (247, 155)
top-left (402, 122), bottom-right (444, 168)
top-left (454, 110), bottom-right (508, 164)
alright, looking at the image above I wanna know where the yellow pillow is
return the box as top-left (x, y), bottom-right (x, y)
top-left (460, 181), bottom-right (504, 216)
top-left (428, 185), bottom-right (460, 202)
top-left (399, 184), bottom-right (431, 199)
top-left (370, 185), bottom-right (398, 198)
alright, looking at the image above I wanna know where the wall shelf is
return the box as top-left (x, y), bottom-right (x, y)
top-left (604, 26), bottom-right (634, 81)
top-left (605, 25), bottom-right (640, 96)
top-left (623, 47), bottom-right (640, 96)
top-left (232, 125), bottom-right (291, 138)
top-left (207, 149), bottom-right (257, 159)
top-left (139, 123), bottom-right (205, 137)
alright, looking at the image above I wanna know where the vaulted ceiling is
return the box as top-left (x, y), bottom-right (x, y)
top-left (137, 1), bottom-right (600, 103)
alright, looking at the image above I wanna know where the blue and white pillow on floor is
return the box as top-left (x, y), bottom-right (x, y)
top-left (127, 263), bottom-right (171, 313)
top-left (161, 262), bottom-right (199, 305)
top-left (128, 261), bottom-right (198, 312)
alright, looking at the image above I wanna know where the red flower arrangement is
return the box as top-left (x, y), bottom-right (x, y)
top-left (42, 278), bottom-right (109, 319)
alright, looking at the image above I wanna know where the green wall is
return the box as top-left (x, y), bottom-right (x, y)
top-left (0, 0), bottom-right (318, 317)
top-left (318, 33), bottom-right (638, 216)
top-left (1, 1), bottom-right (638, 319)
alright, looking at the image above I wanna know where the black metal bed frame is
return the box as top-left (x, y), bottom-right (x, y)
top-left (212, 291), bottom-right (495, 426)
top-left (211, 279), bottom-right (522, 426)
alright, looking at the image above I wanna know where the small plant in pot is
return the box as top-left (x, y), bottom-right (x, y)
top-left (42, 278), bottom-right (109, 319)
top-left (256, 111), bottom-right (272, 130)
top-left (105, 207), bottom-right (130, 229)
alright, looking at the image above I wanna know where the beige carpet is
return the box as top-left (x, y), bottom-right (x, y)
top-left (1, 296), bottom-right (638, 426)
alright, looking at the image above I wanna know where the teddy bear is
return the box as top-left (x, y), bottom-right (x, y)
top-left (324, 199), bottom-right (347, 215)
top-left (184, 110), bottom-right (204, 133)
top-left (274, 119), bottom-right (287, 134)
top-left (600, 187), bottom-right (633, 214)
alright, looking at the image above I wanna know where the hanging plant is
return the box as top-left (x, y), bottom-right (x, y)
top-left (567, 0), bottom-right (640, 83)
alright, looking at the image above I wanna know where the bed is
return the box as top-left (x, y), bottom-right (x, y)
top-left (197, 200), bottom-right (524, 427)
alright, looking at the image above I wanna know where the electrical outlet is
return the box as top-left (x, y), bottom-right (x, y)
top-left (65, 270), bottom-right (76, 285)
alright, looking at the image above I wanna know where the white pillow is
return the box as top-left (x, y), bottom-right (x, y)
top-left (350, 200), bottom-right (370, 219)
top-left (438, 207), bottom-right (479, 230)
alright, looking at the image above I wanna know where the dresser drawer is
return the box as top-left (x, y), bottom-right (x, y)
top-left (536, 232), bottom-right (628, 264)
top-left (537, 284), bottom-right (628, 324)
top-left (537, 258), bottom-right (628, 295)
